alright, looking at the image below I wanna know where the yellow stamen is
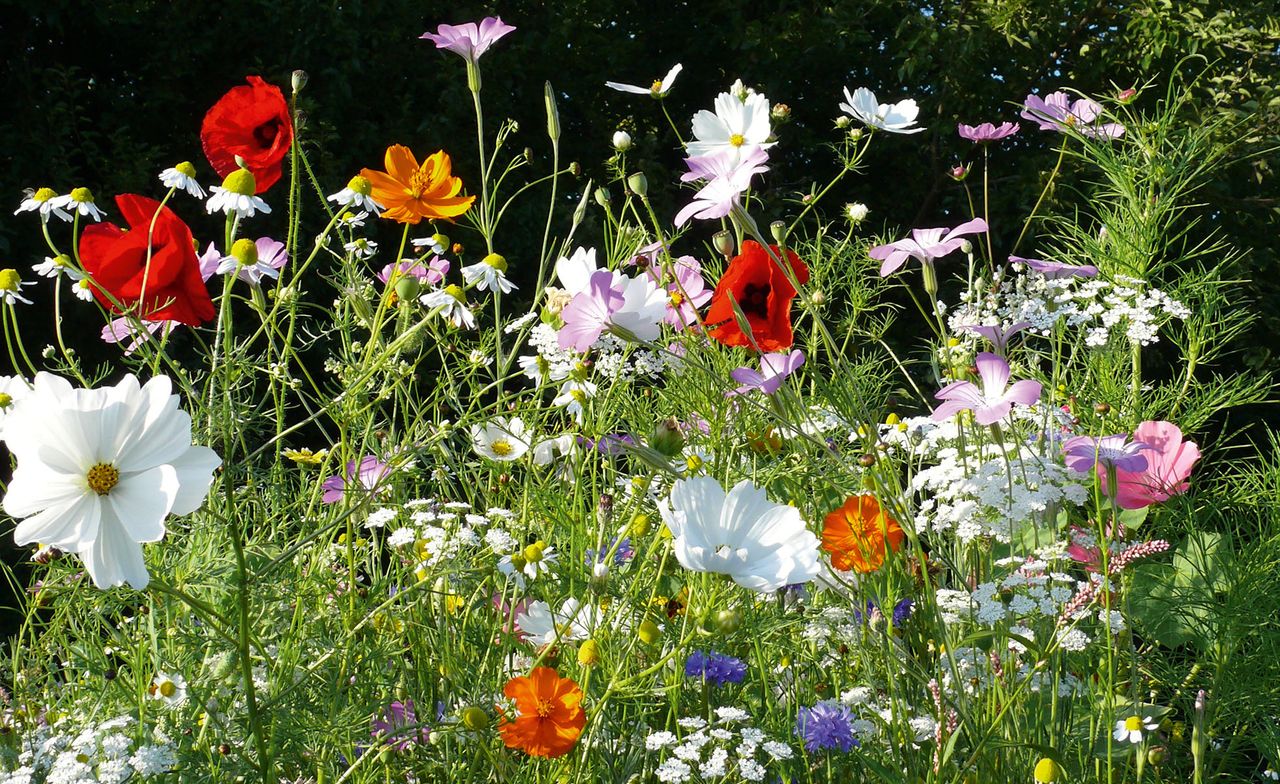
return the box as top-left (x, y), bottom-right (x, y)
top-left (86, 463), bottom-right (119, 495)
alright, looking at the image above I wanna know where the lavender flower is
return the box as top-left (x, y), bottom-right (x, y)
top-left (371, 699), bottom-right (430, 751)
top-left (684, 650), bottom-right (747, 686)
top-left (727, 350), bottom-right (805, 396)
top-left (869, 218), bottom-right (988, 277)
top-left (585, 537), bottom-right (634, 567)
top-left (932, 352), bottom-right (1042, 425)
top-left (674, 147), bottom-right (769, 227)
top-left (419, 17), bottom-right (516, 65)
top-left (795, 701), bottom-right (859, 752)
top-left (379, 256), bottom-right (449, 287)
top-left (958, 322), bottom-right (1031, 355)
top-left (1021, 91), bottom-right (1125, 139)
top-left (1062, 434), bottom-right (1153, 473)
top-left (957, 121), bottom-right (1020, 143)
top-left (321, 456), bottom-right (392, 504)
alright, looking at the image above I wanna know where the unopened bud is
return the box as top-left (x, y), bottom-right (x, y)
top-left (651, 417), bottom-right (685, 457)
top-left (1093, 402), bottom-right (1110, 414)
top-left (291, 70), bottom-right (308, 94)
top-left (627, 172), bottom-right (648, 198)
top-left (713, 231), bottom-right (735, 258)
top-left (394, 275), bottom-right (421, 302)
top-left (612, 131), bottom-right (632, 152)
top-left (544, 81), bottom-right (561, 142)
top-left (770, 103), bottom-right (791, 122)
top-left (594, 187), bottom-right (611, 207)
top-left (461, 706), bottom-right (489, 731)
top-left (569, 161), bottom-right (582, 176)
top-left (715, 609), bottom-right (742, 635)
top-left (638, 619), bottom-right (661, 645)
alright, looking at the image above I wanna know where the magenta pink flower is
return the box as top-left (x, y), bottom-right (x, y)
top-left (1020, 92), bottom-right (1124, 139)
top-left (674, 147), bottom-right (769, 227)
top-left (727, 350), bottom-right (805, 397)
top-left (558, 270), bottom-right (625, 351)
top-left (870, 218), bottom-right (988, 277)
top-left (1009, 254), bottom-right (1098, 279)
top-left (1104, 421), bottom-right (1201, 509)
top-left (371, 699), bottom-right (430, 752)
top-left (322, 456), bottom-right (392, 504)
top-left (932, 352), bottom-right (1041, 425)
top-left (957, 122), bottom-right (1019, 143)
top-left (1062, 434), bottom-right (1151, 474)
top-left (420, 17), bottom-right (516, 64)
top-left (378, 256), bottom-right (449, 286)
top-left (662, 256), bottom-right (712, 328)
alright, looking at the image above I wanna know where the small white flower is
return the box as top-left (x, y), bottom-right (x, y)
top-left (839, 87), bottom-right (924, 134)
top-left (844, 202), bottom-right (869, 224)
top-left (515, 598), bottom-right (600, 646)
top-left (687, 86), bottom-right (776, 164)
top-left (327, 175), bottom-right (383, 215)
top-left (552, 379), bottom-right (596, 424)
top-left (470, 417), bottom-right (530, 461)
top-left (32, 254), bottom-right (80, 280)
top-left (421, 285), bottom-right (476, 329)
top-left (343, 238), bottom-right (378, 259)
top-left (338, 210), bottom-right (369, 228)
top-left (365, 508), bottom-right (398, 529)
top-left (71, 278), bottom-right (96, 302)
top-left (49, 187), bottom-right (106, 221)
top-left (461, 253), bottom-right (517, 294)
top-left (150, 672), bottom-right (188, 706)
top-left (206, 188), bottom-right (270, 218)
top-left (387, 527), bottom-right (416, 547)
top-left (15, 186), bottom-right (71, 222)
top-left (158, 162), bottom-right (206, 199)
top-left (1112, 715), bottom-right (1159, 745)
top-left (0, 268), bottom-right (36, 305)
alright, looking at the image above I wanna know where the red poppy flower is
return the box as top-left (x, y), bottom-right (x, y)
top-left (79, 194), bottom-right (216, 326)
top-left (200, 76), bottom-right (293, 193)
top-left (704, 240), bottom-right (809, 351)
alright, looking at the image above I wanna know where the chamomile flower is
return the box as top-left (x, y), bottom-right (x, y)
top-left (422, 284), bottom-right (477, 329)
top-left (206, 169), bottom-right (271, 218)
top-left (49, 187), bottom-right (106, 221)
top-left (343, 237), bottom-right (378, 259)
top-left (462, 253), bottom-right (517, 293)
top-left (150, 672), bottom-right (188, 707)
top-left (1113, 714), bottom-right (1159, 745)
top-left (328, 175), bottom-right (384, 214)
top-left (0, 268), bottom-right (35, 305)
top-left (32, 253), bottom-right (79, 279)
top-left (498, 540), bottom-right (559, 586)
top-left (338, 210), bottom-right (369, 229)
top-left (412, 233), bottom-right (450, 255)
top-left (15, 186), bottom-right (71, 222)
top-left (553, 379), bottom-right (597, 424)
top-left (471, 417), bottom-right (530, 462)
top-left (158, 162), bottom-right (207, 199)
top-left (70, 277), bottom-right (96, 302)
top-left (215, 237), bottom-right (288, 285)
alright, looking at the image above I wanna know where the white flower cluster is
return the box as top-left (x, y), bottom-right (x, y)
top-left (970, 559), bottom-right (1081, 628)
top-left (377, 499), bottom-right (514, 573)
top-left (0, 716), bottom-right (177, 783)
top-left (950, 271), bottom-right (1189, 347)
top-left (646, 712), bottom-right (793, 783)
top-left (525, 322), bottom-right (672, 384)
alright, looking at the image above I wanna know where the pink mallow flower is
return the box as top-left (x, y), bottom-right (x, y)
top-left (932, 352), bottom-right (1042, 425)
top-left (1062, 434), bottom-right (1152, 474)
top-left (420, 17), bottom-right (516, 65)
top-left (957, 122), bottom-right (1020, 143)
top-left (728, 350), bottom-right (805, 397)
top-left (1020, 91), bottom-right (1124, 139)
top-left (558, 270), bottom-right (625, 351)
top-left (674, 147), bottom-right (769, 227)
top-left (869, 218), bottom-right (988, 277)
top-left (1105, 421), bottom-right (1201, 509)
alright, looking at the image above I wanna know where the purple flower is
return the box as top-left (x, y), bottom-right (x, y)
top-left (585, 537), bottom-right (634, 567)
top-left (957, 121), bottom-right (1020, 143)
top-left (379, 256), bottom-right (449, 286)
top-left (1021, 92), bottom-right (1125, 139)
top-left (1062, 434), bottom-right (1153, 474)
top-left (959, 321), bottom-right (1031, 355)
top-left (576, 433), bottom-right (636, 457)
top-left (892, 597), bottom-right (915, 626)
top-left (420, 17), bottom-right (516, 65)
top-left (558, 270), bottom-right (625, 351)
top-left (869, 218), bottom-right (988, 277)
top-left (684, 650), bottom-right (747, 686)
top-left (1009, 254), bottom-right (1098, 279)
top-left (796, 701), bottom-right (858, 753)
top-left (674, 147), bottom-right (769, 227)
top-left (727, 350), bottom-right (805, 397)
top-left (371, 699), bottom-right (430, 752)
top-left (662, 256), bottom-right (712, 329)
top-left (321, 456), bottom-right (392, 504)
top-left (933, 352), bottom-right (1042, 425)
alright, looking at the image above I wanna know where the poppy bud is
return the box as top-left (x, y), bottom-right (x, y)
top-left (594, 187), bottom-right (611, 207)
top-left (770, 220), bottom-right (788, 246)
top-left (394, 275), bottom-right (421, 302)
top-left (651, 417), bottom-right (685, 457)
top-left (627, 172), bottom-right (648, 198)
top-left (291, 70), bottom-right (308, 95)
top-left (715, 609), bottom-right (742, 634)
top-left (713, 231), bottom-right (735, 258)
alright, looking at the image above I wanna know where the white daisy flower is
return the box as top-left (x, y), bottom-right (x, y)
top-left (71, 278), bottom-right (96, 302)
top-left (0, 268), bottom-right (36, 305)
top-left (327, 175), bottom-right (383, 215)
top-left (461, 253), bottom-right (517, 294)
top-left (552, 379), bottom-right (596, 424)
top-left (49, 187), bottom-right (106, 222)
top-left (32, 254), bottom-right (80, 279)
top-left (1112, 715), bottom-right (1159, 745)
top-left (686, 86), bottom-right (776, 164)
top-left (215, 238), bottom-right (288, 286)
top-left (515, 598), bottom-right (600, 646)
top-left (158, 162), bottom-right (206, 199)
top-left (343, 237), bottom-right (378, 259)
top-left (411, 233), bottom-right (449, 255)
top-left (1, 373), bottom-right (221, 589)
top-left (470, 417), bottom-right (530, 462)
top-left (839, 87), bottom-right (924, 134)
top-left (150, 672), bottom-right (188, 707)
top-left (206, 169), bottom-right (271, 218)
top-left (338, 210), bottom-right (369, 229)
top-left (15, 186), bottom-right (72, 222)
top-left (421, 285), bottom-right (477, 330)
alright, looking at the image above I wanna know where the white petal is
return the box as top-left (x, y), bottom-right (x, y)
top-left (79, 512), bottom-right (150, 590)
top-left (109, 465), bottom-right (178, 543)
top-left (3, 462), bottom-right (85, 518)
top-left (13, 492), bottom-right (101, 550)
top-left (168, 446), bottom-right (221, 516)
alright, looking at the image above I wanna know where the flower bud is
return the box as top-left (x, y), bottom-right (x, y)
top-left (577, 639), bottom-right (600, 666)
top-left (627, 172), bottom-right (648, 198)
top-left (713, 231), bottom-right (735, 258)
top-left (569, 161), bottom-right (582, 176)
top-left (612, 131), bottom-right (632, 152)
top-left (770, 103), bottom-right (792, 123)
top-left (1147, 746), bottom-right (1166, 765)
top-left (1117, 87), bottom-right (1138, 104)
top-left (948, 164), bottom-right (970, 181)
top-left (651, 417), bottom-right (685, 457)
top-left (461, 706), bottom-right (490, 731)
top-left (1093, 402), bottom-right (1110, 414)
top-left (714, 609), bottom-right (742, 635)
top-left (594, 187), bottom-right (612, 207)
top-left (845, 202), bottom-right (869, 225)
top-left (394, 275), bottom-right (421, 302)
top-left (544, 81), bottom-right (561, 142)
top-left (291, 70), bottom-right (308, 95)
top-left (1033, 757), bottom-right (1063, 783)
top-left (834, 116), bottom-right (851, 129)
top-left (848, 127), bottom-right (863, 141)
top-left (638, 619), bottom-right (661, 645)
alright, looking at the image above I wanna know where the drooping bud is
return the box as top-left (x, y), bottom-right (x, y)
top-left (713, 231), bottom-right (735, 258)
top-left (594, 187), bottom-right (612, 207)
top-left (651, 417), bottom-right (686, 457)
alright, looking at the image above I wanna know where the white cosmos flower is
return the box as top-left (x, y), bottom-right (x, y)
top-left (554, 247), bottom-right (600, 296)
top-left (658, 476), bottom-right (820, 592)
top-left (609, 272), bottom-right (668, 344)
top-left (1, 373), bottom-right (221, 589)
top-left (687, 89), bottom-right (775, 164)
top-left (515, 598), bottom-right (600, 646)
top-left (839, 87), bottom-right (924, 134)
top-left (470, 417), bottom-right (530, 461)
top-left (605, 63), bottom-right (682, 98)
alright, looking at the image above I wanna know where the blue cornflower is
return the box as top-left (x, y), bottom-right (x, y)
top-left (684, 650), bottom-right (748, 686)
top-left (585, 537), bottom-right (635, 567)
top-left (795, 701), bottom-right (859, 753)
top-left (892, 597), bottom-right (914, 626)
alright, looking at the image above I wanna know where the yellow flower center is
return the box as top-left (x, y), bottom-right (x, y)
top-left (508, 553), bottom-right (528, 571)
top-left (534, 697), bottom-right (555, 718)
top-left (685, 454), bottom-right (703, 472)
top-left (482, 253), bottom-right (508, 272)
top-left (461, 706), bottom-right (489, 730)
top-left (175, 161), bottom-right (197, 179)
top-left (729, 134), bottom-right (746, 147)
top-left (408, 168), bottom-right (432, 199)
top-left (347, 175), bottom-right (372, 196)
top-left (1124, 716), bottom-right (1143, 732)
top-left (0, 393), bottom-right (11, 408)
top-left (491, 439), bottom-right (513, 456)
top-left (158, 680), bottom-right (177, 698)
top-left (570, 389), bottom-right (588, 404)
top-left (33, 187), bottom-right (56, 202)
top-left (86, 462), bottom-right (120, 495)
top-left (0, 269), bottom-right (21, 292)
top-left (650, 79), bottom-right (664, 93)
top-left (222, 168), bottom-right (257, 196)
top-left (69, 187), bottom-right (94, 203)
top-left (669, 291), bottom-right (684, 307)
top-left (523, 541), bottom-right (546, 563)
top-left (431, 232), bottom-right (451, 249)
top-left (52, 254), bottom-right (71, 268)
top-left (444, 284), bottom-right (466, 303)
top-left (230, 238), bottom-right (259, 267)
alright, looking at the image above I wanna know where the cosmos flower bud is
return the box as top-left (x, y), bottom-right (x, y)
top-left (845, 202), bottom-right (869, 224)
top-left (461, 706), bottom-right (490, 731)
top-left (714, 609), bottom-right (742, 635)
top-left (627, 172), bottom-right (648, 198)
top-left (949, 164), bottom-right (970, 181)
top-left (770, 103), bottom-right (792, 122)
top-left (612, 131), bottom-right (632, 152)
top-left (577, 639), bottom-right (600, 666)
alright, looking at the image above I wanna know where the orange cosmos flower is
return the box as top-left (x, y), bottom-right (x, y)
top-left (822, 495), bottom-right (904, 573)
top-left (360, 145), bottom-right (475, 225)
top-left (498, 667), bottom-right (585, 758)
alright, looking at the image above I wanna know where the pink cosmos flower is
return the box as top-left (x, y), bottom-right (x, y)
top-left (870, 218), bottom-right (988, 277)
top-left (322, 456), bottom-right (392, 504)
top-left (1009, 254), bottom-right (1098, 279)
top-left (371, 699), bottom-right (430, 752)
top-left (558, 270), bottom-right (625, 351)
top-left (420, 17), bottom-right (516, 64)
top-left (378, 256), bottom-right (449, 286)
top-left (957, 122), bottom-right (1020, 143)
top-left (1020, 92), bottom-right (1125, 139)
top-left (727, 350), bottom-right (805, 396)
top-left (674, 147), bottom-right (769, 227)
top-left (932, 352), bottom-right (1042, 425)
top-left (661, 256), bottom-right (712, 328)
top-left (1105, 421), bottom-right (1201, 509)
top-left (1062, 434), bottom-right (1152, 474)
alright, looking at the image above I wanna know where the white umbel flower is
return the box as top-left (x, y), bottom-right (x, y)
top-left (1, 373), bottom-right (222, 589)
top-left (659, 476), bottom-right (820, 592)
top-left (470, 417), bottom-right (530, 462)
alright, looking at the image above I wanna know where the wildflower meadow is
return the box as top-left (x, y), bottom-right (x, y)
top-left (3, 8), bottom-right (1280, 784)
